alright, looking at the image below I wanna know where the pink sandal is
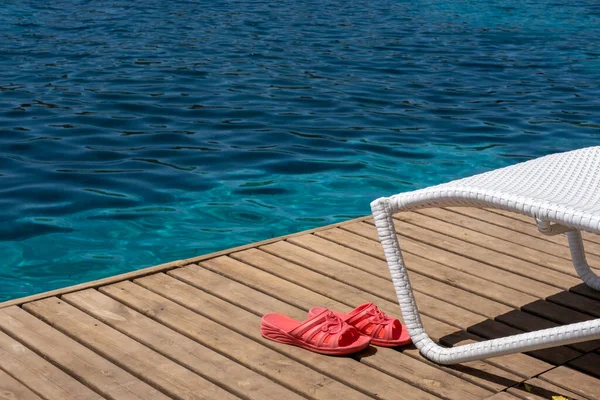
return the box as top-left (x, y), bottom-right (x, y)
top-left (260, 309), bottom-right (371, 355)
top-left (308, 303), bottom-right (411, 347)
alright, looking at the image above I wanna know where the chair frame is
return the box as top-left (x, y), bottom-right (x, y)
top-left (371, 196), bottom-right (600, 365)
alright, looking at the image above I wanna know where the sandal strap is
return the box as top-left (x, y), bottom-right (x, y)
top-left (346, 304), bottom-right (397, 340)
top-left (289, 310), bottom-right (356, 348)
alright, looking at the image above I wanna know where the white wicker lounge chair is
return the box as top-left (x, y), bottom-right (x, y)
top-left (371, 146), bottom-right (600, 364)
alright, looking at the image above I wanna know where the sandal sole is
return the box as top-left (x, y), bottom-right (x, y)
top-left (260, 325), bottom-right (370, 355)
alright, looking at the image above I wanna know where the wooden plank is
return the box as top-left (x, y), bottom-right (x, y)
top-left (485, 393), bottom-right (522, 400)
top-left (185, 259), bottom-right (535, 393)
top-left (169, 264), bottom-right (494, 399)
top-left (410, 209), bottom-right (594, 277)
top-left (388, 215), bottom-right (581, 290)
top-left (136, 271), bottom-right (435, 400)
top-left (539, 366), bottom-right (600, 399)
top-left (546, 291), bottom-right (600, 317)
top-left (286, 230), bottom-right (556, 377)
top-left (425, 208), bottom-right (600, 266)
top-left (490, 209), bottom-right (600, 245)
top-left (232, 247), bottom-right (487, 329)
top-left (507, 378), bottom-right (585, 400)
top-left (518, 300), bottom-right (600, 354)
top-left (189, 258), bottom-right (548, 381)
top-left (23, 297), bottom-right (238, 400)
top-left (202, 256), bottom-right (549, 393)
top-left (261, 240), bottom-right (512, 319)
top-left (468, 318), bottom-right (582, 366)
top-left (495, 308), bottom-right (597, 354)
top-left (457, 208), bottom-right (600, 253)
top-left (287, 232), bottom-right (536, 309)
top-left (399, 345), bottom-right (524, 394)
top-left (0, 306), bottom-right (167, 400)
top-left (290, 228), bottom-right (521, 318)
top-left (0, 369), bottom-right (42, 400)
top-left (229, 248), bottom-right (523, 395)
top-left (172, 262), bottom-right (461, 398)
top-left (360, 345), bottom-right (515, 396)
top-left (0, 216), bottom-right (371, 309)
top-left (325, 222), bottom-right (571, 360)
top-left (523, 299), bottom-right (600, 351)
top-left (63, 289), bottom-right (302, 400)
top-left (567, 352), bottom-right (600, 378)
top-left (0, 330), bottom-right (102, 400)
top-left (99, 279), bottom-right (367, 400)
top-left (196, 255), bottom-right (459, 341)
top-left (570, 284), bottom-right (600, 303)
top-left (522, 299), bottom-right (598, 326)
top-left (339, 221), bottom-right (560, 298)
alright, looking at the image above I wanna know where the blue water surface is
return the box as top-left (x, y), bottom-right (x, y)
top-left (1, 0), bottom-right (600, 301)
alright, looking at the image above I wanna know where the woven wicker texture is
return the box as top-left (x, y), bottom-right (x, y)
top-left (388, 146), bottom-right (600, 234)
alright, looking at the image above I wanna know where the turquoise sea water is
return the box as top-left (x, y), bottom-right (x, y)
top-left (1, 0), bottom-right (600, 301)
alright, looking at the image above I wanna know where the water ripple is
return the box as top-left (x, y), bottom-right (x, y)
top-left (1, 0), bottom-right (600, 300)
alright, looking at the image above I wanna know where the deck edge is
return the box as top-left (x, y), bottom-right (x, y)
top-left (1, 215), bottom-right (372, 309)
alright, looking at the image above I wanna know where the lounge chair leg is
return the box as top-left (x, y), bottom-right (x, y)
top-left (567, 230), bottom-right (600, 291)
top-left (371, 199), bottom-right (600, 364)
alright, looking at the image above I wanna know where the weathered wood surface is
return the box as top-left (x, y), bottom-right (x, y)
top-left (1, 207), bottom-right (599, 399)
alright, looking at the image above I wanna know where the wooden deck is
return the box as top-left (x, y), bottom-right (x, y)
top-left (1, 207), bottom-right (600, 400)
